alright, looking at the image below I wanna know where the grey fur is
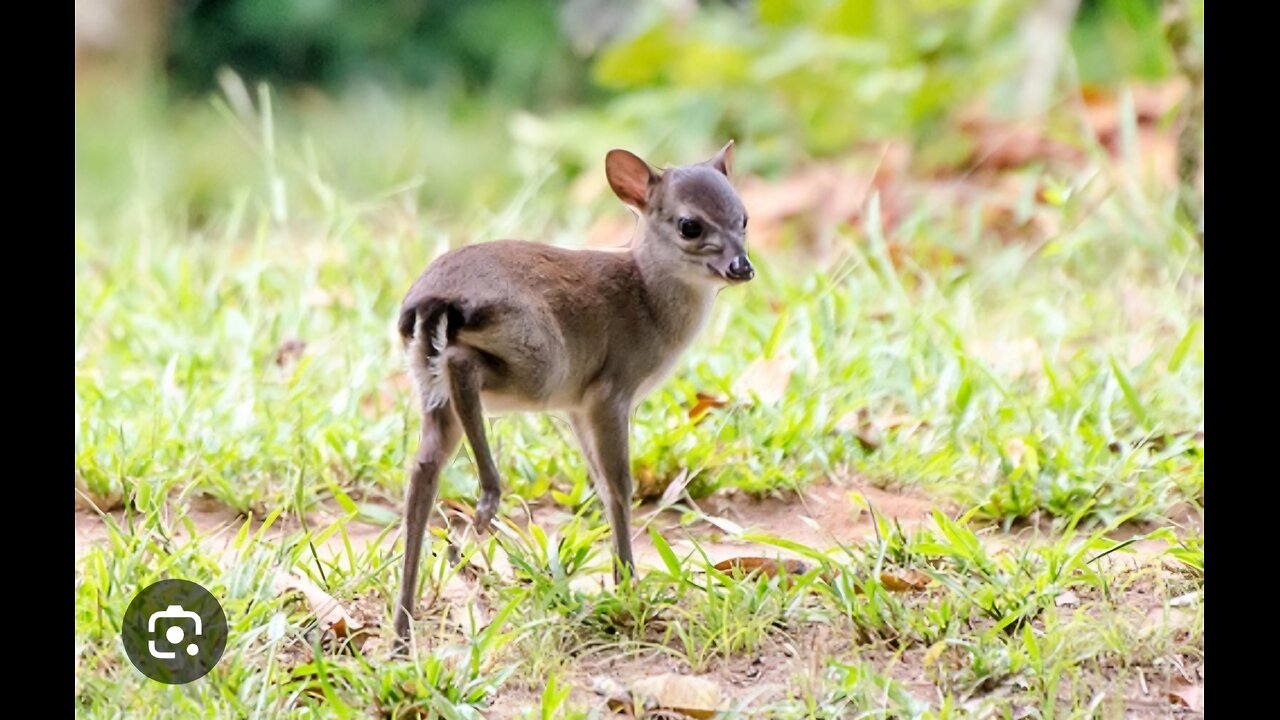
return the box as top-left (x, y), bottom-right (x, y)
top-left (392, 142), bottom-right (752, 651)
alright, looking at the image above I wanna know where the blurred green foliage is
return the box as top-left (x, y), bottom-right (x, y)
top-left (1073, 0), bottom-right (1186, 84)
top-left (162, 1), bottom-right (1185, 137)
top-left (591, 0), bottom-right (1031, 158)
top-left (166, 0), bottom-right (591, 106)
top-left (86, 0), bottom-right (1197, 228)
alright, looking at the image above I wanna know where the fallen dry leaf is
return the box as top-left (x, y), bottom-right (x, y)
top-left (733, 354), bottom-right (796, 405)
top-left (878, 569), bottom-right (931, 592)
top-left (821, 567), bottom-right (932, 591)
top-left (833, 408), bottom-right (923, 452)
top-left (713, 557), bottom-right (810, 578)
top-left (1167, 680), bottom-right (1203, 712)
top-left (700, 514), bottom-right (745, 536)
top-left (274, 571), bottom-right (365, 646)
top-left (630, 673), bottom-right (723, 720)
top-left (834, 408), bottom-right (880, 452)
top-left (657, 468), bottom-right (693, 509)
top-left (687, 392), bottom-right (729, 423)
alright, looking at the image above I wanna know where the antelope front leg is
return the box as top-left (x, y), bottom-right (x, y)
top-left (574, 394), bottom-right (636, 583)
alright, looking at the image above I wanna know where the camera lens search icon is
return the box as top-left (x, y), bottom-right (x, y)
top-left (148, 605), bottom-right (203, 659)
top-left (122, 580), bottom-right (228, 684)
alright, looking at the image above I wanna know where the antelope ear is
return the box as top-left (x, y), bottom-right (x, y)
top-left (605, 149), bottom-right (659, 212)
top-left (707, 139), bottom-right (734, 178)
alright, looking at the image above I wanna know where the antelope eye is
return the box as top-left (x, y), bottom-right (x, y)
top-left (678, 218), bottom-right (703, 239)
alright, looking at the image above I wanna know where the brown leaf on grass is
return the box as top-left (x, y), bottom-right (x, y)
top-left (733, 354), bottom-right (796, 405)
top-left (657, 469), bottom-right (693, 509)
top-left (1167, 680), bottom-right (1203, 712)
top-left (274, 571), bottom-right (366, 648)
top-left (835, 408), bottom-right (880, 451)
top-left (878, 569), bottom-right (931, 592)
top-left (630, 673), bottom-right (723, 720)
top-left (834, 409), bottom-right (921, 452)
top-left (687, 392), bottom-right (729, 423)
top-left (701, 514), bottom-right (745, 536)
top-left (823, 567), bottom-right (932, 592)
top-left (712, 557), bottom-right (810, 578)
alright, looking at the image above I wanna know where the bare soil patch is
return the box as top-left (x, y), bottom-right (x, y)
top-left (74, 478), bottom-right (1199, 718)
top-left (74, 476), bottom-right (940, 566)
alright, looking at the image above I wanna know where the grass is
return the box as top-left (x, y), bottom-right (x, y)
top-left (75, 74), bottom-right (1202, 717)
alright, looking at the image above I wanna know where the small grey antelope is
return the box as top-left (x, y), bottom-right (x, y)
top-left (393, 141), bottom-right (754, 648)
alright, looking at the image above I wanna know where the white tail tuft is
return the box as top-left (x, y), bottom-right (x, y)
top-left (408, 311), bottom-right (451, 411)
top-left (431, 311), bottom-right (449, 356)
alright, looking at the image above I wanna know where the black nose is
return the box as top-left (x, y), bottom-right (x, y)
top-left (727, 255), bottom-right (754, 281)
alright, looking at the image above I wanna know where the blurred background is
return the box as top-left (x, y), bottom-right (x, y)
top-left (74, 0), bottom-right (1203, 233)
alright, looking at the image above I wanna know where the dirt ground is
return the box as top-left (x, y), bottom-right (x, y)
top-left (74, 476), bottom-right (1201, 718)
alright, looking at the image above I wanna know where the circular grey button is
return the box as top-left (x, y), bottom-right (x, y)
top-left (121, 579), bottom-right (228, 684)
